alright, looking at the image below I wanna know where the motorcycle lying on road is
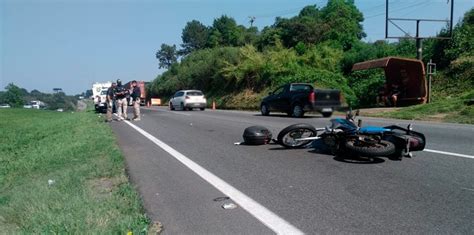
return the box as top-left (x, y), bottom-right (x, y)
top-left (276, 110), bottom-right (426, 160)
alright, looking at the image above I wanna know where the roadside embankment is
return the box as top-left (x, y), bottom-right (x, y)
top-left (0, 109), bottom-right (150, 233)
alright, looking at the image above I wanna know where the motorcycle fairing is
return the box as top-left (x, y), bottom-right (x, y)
top-left (330, 118), bottom-right (357, 131)
top-left (359, 126), bottom-right (391, 134)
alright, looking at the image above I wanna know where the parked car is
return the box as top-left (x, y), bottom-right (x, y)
top-left (260, 83), bottom-right (341, 118)
top-left (169, 90), bottom-right (207, 111)
top-left (0, 104), bottom-right (11, 108)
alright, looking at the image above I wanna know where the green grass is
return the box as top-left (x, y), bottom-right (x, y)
top-left (368, 90), bottom-right (474, 124)
top-left (0, 109), bottom-right (149, 233)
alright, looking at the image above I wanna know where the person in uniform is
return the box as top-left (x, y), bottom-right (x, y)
top-left (106, 82), bottom-right (117, 122)
top-left (130, 80), bottom-right (141, 121)
top-left (114, 79), bottom-right (129, 120)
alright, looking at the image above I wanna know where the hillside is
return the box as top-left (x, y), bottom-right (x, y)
top-left (149, 2), bottom-right (473, 123)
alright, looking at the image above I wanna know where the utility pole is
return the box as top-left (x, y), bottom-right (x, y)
top-left (416, 20), bottom-right (422, 60)
top-left (427, 60), bottom-right (436, 103)
top-left (248, 16), bottom-right (256, 27)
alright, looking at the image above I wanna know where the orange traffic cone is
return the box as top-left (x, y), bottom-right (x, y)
top-left (212, 100), bottom-right (216, 110)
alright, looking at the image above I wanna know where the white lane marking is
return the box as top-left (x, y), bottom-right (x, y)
top-left (122, 120), bottom-right (304, 235)
top-left (424, 149), bottom-right (474, 159)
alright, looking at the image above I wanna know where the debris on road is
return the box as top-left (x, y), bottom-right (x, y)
top-left (222, 203), bottom-right (238, 210)
top-left (213, 196), bottom-right (230, 202)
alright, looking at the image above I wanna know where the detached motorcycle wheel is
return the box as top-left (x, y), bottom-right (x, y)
top-left (277, 123), bottom-right (317, 148)
top-left (344, 139), bottom-right (395, 157)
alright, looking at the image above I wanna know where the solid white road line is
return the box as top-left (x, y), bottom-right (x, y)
top-left (122, 120), bottom-right (304, 235)
top-left (424, 149), bottom-right (474, 159)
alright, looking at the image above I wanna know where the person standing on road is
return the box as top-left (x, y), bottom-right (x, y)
top-left (114, 79), bottom-right (129, 120)
top-left (130, 80), bottom-right (141, 121)
top-left (106, 82), bottom-right (117, 122)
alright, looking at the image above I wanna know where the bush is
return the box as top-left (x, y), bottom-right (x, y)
top-left (347, 70), bottom-right (385, 107)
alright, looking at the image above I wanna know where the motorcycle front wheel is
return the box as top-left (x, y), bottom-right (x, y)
top-left (277, 123), bottom-right (317, 148)
top-left (344, 139), bottom-right (395, 157)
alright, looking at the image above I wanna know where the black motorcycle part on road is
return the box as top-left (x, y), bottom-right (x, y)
top-left (277, 123), bottom-right (317, 148)
top-left (243, 126), bottom-right (273, 145)
top-left (383, 125), bottom-right (426, 151)
top-left (344, 139), bottom-right (396, 157)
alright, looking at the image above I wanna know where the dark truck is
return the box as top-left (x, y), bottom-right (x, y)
top-left (260, 83), bottom-right (341, 118)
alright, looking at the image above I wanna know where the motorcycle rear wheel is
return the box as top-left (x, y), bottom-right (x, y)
top-left (344, 139), bottom-right (395, 157)
top-left (277, 123), bottom-right (317, 148)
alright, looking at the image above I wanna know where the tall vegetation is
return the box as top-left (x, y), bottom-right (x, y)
top-left (151, 2), bottom-right (473, 109)
top-left (0, 83), bottom-right (78, 111)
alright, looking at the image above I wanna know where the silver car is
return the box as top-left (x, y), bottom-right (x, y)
top-left (169, 90), bottom-right (207, 111)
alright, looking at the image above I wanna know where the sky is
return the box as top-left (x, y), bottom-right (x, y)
top-left (1, 0), bottom-right (472, 95)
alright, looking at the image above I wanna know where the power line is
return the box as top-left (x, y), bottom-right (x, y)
top-left (365, 0), bottom-right (430, 19)
top-left (252, 0), bottom-right (326, 19)
top-left (398, 2), bottom-right (432, 17)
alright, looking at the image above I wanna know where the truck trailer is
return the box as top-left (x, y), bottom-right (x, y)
top-left (124, 81), bottom-right (147, 106)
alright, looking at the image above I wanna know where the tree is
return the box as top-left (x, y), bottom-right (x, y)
top-left (257, 26), bottom-right (283, 50)
top-left (181, 20), bottom-right (210, 55)
top-left (257, 2), bottom-right (365, 50)
top-left (210, 15), bottom-right (244, 47)
top-left (269, 6), bottom-right (326, 48)
top-left (85, 89), bottom-right (93, 98)
top-left (445, 8), bottom-right (474, 60)
top-left (243, 26), bottom-right (259, 45)
top-left (3, 83), bottom-right (25, 107)
top-left (321, 0), bottom-right (365, 50)
top-left (156, 44), bottom-right (178, 69)
top-left (394, 39), bottom-right (416, 58)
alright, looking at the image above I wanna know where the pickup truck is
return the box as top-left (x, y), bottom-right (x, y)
top-left (260, 83), bottom-right (341, 118)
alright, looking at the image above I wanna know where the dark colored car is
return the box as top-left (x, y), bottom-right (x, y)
top-left (260, 83), bottom-right (341, 118)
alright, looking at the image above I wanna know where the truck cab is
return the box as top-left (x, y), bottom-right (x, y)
top-left (92, 82), bottom-right (112, 113)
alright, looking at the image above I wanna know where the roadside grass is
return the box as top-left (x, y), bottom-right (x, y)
top-left (368, 91), bottom-right (474, 124)
top-left (0, 109), bottom-right (149, 233)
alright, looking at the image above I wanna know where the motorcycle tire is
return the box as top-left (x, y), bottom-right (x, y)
top-left (277, 123), bottom-right (317, 148)
top-left (344, 139), bottom-right (396, 157)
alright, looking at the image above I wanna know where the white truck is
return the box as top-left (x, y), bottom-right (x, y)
top-left (23, 100), bottom-right (46, 109)
top-left (92, 82), bottom-right (112, 113)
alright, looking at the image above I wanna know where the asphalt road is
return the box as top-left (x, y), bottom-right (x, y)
top-left (111, 107), bottom-right (474, 234)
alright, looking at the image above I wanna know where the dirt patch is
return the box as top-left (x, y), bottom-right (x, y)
top-left (423, 113), bottom-right (450, 122)
top-left (76, 100), bottom-right (88, 112)
top-left (147, 221), bottom-right (163, 235)
top-left (88, 175), bottom-right (126, 197)
top-left (358, 107), bottom-right (401, 115)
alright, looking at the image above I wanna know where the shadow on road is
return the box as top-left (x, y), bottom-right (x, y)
top-left (268, 139), bottom-right (387, 164)
top-left (332, 155), bottom-right (386, 164)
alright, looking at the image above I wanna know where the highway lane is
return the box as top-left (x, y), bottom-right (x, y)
top-left (112, 107), bottom-right (474, 234)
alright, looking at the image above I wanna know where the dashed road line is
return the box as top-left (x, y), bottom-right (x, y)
top-left (424, 149), bottom-right (474, 159)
